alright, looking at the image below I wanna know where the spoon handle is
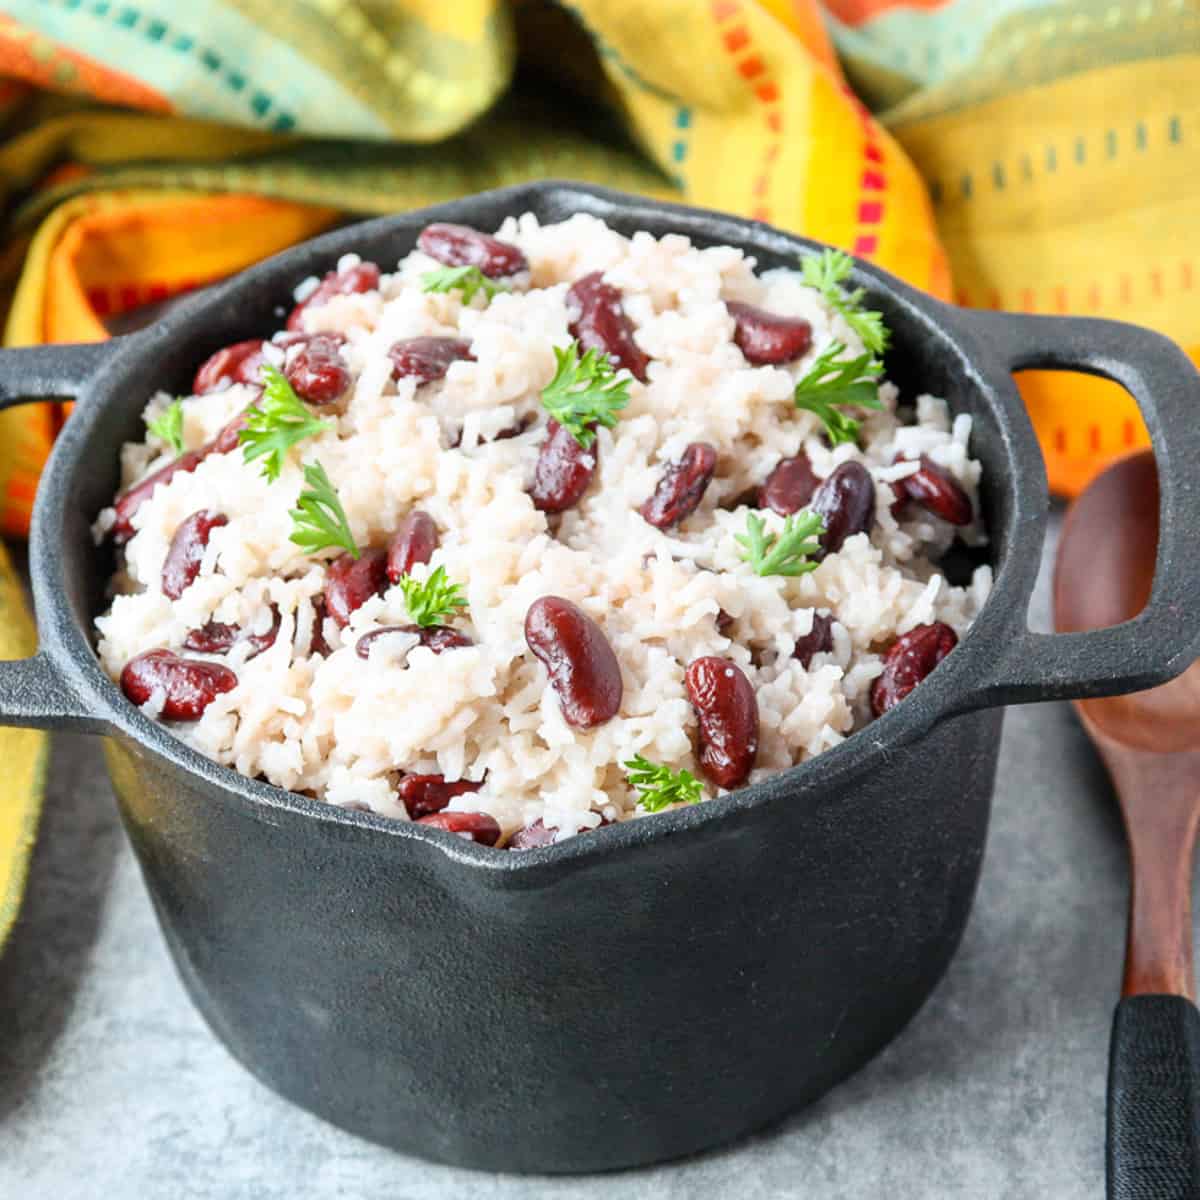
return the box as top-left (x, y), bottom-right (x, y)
top-left (1108, 994), bottom-right (1200, 1198)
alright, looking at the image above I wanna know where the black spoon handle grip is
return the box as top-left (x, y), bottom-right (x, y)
top-left (1109, 995), bottom-right (1200, 1199)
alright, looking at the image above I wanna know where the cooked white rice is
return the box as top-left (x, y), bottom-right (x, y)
top-left (94, 213), bottom-right (991, 841)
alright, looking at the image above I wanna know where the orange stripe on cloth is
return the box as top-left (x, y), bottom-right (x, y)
top-left (0, 191), bottom-right (339, 536)
top-left (764, 1), bottom-right (843, 78)
top-left (42, 193), bottom-right (341, 342)
top-left (821, 0), bottom-right (955, 26)
top-left (708, 1), bottom-right (788, 224)
top-left (0, 15), bottom-right (172, 113)
top-left (0, 402), bottom-right (53, 540)
top-left (841, 85), bottom-right (887, 257)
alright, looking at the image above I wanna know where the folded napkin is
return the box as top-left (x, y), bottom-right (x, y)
top-left (0, 0), bottom-right (1195, 947)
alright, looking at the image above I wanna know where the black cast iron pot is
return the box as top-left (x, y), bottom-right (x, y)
top-left (2, 183), bottom-right (1199, 1174)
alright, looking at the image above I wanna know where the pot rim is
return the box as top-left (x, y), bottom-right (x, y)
top-left (20, 181), bottom-right (1182, 871)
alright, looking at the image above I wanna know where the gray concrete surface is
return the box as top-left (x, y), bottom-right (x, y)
top-left (0, 522), bottom-right (1156, 1196)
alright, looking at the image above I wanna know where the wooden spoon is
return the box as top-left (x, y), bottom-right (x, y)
top-left (1054, 449), bottom-right (1200, 1199)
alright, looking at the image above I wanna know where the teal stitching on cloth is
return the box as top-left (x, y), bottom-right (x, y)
top-left (32, 0), bottom-right (296, 133)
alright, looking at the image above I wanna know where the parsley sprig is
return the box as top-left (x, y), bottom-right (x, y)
top-left (736, 510), bottom-right (825, 577)
top-left (801, 249), bottom-right (890, 355)
top-left (793, 341), bottom-right (884, 446)
top-left (398, 565), bottom-right (468, 628)
top-left (421, 265), bottom-right (507, 304)
top-left (624, 755), bottom-right (704, 813)
top-left (239, 365), bottom-right (334, 482)
top-left (146, 399), bottom-right (185, 456)
top-left (289, 461), bottom-right (359, 559)
top-left (540, 341), bottom-right (631, 449)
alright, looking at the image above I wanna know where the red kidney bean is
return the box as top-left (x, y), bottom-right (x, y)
top-left (284, 332), bottom-right (350, 405)
top-left (184, 619), bottom-right (238, 655)
top-left (161, 510), bottom-right (228, 600)
top-left (639, 442), bottom-right (717, 529)
top-left (246, 611), bottom-right (283, 657)
top-left (386, 510), bottom-right (438, 583)
top-left (449, 416), bottom-right (534, 448)
top-left (286, 261), bottom-right (380, 331)
top-left (111, 451), bottom-right (204, 544)
top-left (685, 656), bottom-right (759, 789)
top-left (193, 339), bottom-right (265, 394)
top-left (525, 596), bottom-right (623, 729)
top-left (722, 485), bottom-right (762, 511)
top-left (506, 816), bottom-right (610, 850)
top-left (567, 271), bottom-right (649, 382)
top-left (716, 609), bottom-right (735, 635)
top-left (870, 622), bottom-right (959, 716)
top-left (490, 414), bottom-right (534, 441)
top-left (810, 461), bottom-right (876, 556)
top-left (891, 455), bottom-right (973, 526)
top-left (793, 612), bottom-right (834, 669)
top-left (759, 452), bottom-right (819, 516)
top-left (726, 301), bottom-right (813, 366)
top-left (120, 649), bottom-right (237, 721)
top-left (418, 222), bottom-right (528, 278)
top-left (355, 623), bottom-right (472, 659)
top-left (529, 419), bottom-right (598, 513)
top-left (396, 774), bottom-right (484, 819)
top-left (506, 819), bottom-right (559, 850)
top-left (184, 608), bottom-right (280, 658)
top-left (323, 548), bottom-right (388, 628)
top-left (411, 625), bottom-right (472, 654)
top-left (309, 596), bottom-right (333, 656)
top-left (388, 336), bottom-right (475, 384)
top-left (209, 410), bottom-right (251, 456)
top-left (416, 810), bottom-right (501, 846)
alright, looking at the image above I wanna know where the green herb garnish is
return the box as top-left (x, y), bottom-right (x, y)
top-left (624, 755), bottom-right (704, 813)
top-left (735, 510), bottom-right (825, 577)
top-left (421, 265), bottom-right (507, 304)
top-left (539, 341), bottom-right (631, 449)
top-left (801, 249), bottom-right (890, 355)
top-left (398, 565), bottom-right (467, 628)
top-left (793, 341), bottom-right (884, 446)
top-left (239, 365), bottom-right (334, 482)
top-left (288, 461), bottom-right (359, 559)
top-left (146, 399), bottom-right (185, 456)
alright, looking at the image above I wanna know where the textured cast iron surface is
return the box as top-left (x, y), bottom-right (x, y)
top-left (1108, 996), bottom-right (1200, 1199)
top-left (0, 184), bottom-right (1199, 1171)
top-left (105, 708), bottom-right (1003, 1171)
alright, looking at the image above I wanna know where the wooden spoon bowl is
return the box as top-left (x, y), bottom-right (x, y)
top-left (1056, 449), bottom-right (1200, 996)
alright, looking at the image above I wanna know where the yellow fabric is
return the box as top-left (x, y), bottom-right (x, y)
top-left (10, 190), bottom-right (341, 344)
top-left (825, 0), bottom-right (1200, 496)
top-left (0, 539), bottom-right (46, 949)
top-left (891, 50), bottom-right (1200, 495)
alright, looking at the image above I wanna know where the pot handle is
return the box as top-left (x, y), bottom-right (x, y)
top-left (0, 654), bottom-right (106, 731)
top-left (0, 340), bottom-right (121, 732)
top-left (0, 341), bottom-right (115, 406)
top-left (944, 311), bottom-right (1200, 711)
